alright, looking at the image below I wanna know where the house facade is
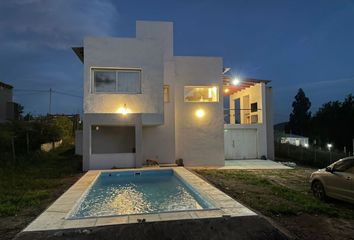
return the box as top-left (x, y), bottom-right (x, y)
top-left (74, 21), bottom-right (273, 171)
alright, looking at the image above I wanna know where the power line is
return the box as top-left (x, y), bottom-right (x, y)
top-left (13, 88), bottom-right (83, 115)
top-left (52, 90), bottom-right (83, 98)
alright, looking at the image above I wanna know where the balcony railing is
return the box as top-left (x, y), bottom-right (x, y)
top-left (224, 108), bottom-right (262, 124)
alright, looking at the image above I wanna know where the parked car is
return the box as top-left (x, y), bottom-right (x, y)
top-left (310, 156), bottom-right (354, 203)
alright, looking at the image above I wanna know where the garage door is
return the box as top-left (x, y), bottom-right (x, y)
top-left (224, 129), bottom-right (258, 159)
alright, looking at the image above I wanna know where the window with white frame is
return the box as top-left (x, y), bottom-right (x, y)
top-left (184, 86), bottom-right (219, 102)
top-left (92, 68), bottom-right (141, 93)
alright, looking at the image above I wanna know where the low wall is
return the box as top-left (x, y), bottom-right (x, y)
top-left (40, 140), bottom-right (62, 152)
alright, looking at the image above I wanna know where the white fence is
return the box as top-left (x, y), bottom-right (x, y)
top-left (40, 140), bottom-right (63, 152)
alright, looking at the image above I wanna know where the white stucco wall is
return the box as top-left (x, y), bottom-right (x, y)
top-left (142, 60), bottom-right (176, 164)
top-left (83, 21), bottom-right (173, 116)
top-left (174, 56), bottom-right (224, 167)
top-left (91, 126), bottom-right (135, 154)
top-left (75, 130), bottom-right (83, 155)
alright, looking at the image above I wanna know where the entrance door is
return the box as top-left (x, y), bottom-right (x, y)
top-left (225, 129), bottom-right (258, 159)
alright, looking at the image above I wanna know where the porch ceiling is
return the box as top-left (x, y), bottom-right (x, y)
top-left (222, 76), bottom-right (271, 96)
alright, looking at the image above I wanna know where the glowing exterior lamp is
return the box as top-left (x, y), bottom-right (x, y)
top-left (117, 104), bottom-right (129, 115)
top-left (195, 109), bottom-right (205, 118)
top-left (232, 78), bottom-right (240, 86)
top-left (224, 88), bottom-right (230, 93)
top-left (304, 143), bottom-right (309, 148)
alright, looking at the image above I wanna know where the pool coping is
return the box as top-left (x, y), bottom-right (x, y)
top-left (23, 167), bottom-right (256, 232)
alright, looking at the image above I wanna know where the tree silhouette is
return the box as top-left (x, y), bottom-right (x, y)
top-left (311, 94), bottom-right (354, 152)
top-left (288, 88), bottom-right (311, 136)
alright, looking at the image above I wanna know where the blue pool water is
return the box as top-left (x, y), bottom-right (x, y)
top-left (70, 170), bottom-right (215, 218)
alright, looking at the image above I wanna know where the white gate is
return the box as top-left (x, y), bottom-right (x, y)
top-left (224, 128), bottom-right (258, 159)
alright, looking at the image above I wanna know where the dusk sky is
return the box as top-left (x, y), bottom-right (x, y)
top-left (1, 0), bottom-right (354, 123)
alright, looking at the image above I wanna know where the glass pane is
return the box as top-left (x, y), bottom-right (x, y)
top-left (184, 86), bottom-right (218, 102)
top-left (94, 71), bottom-right (116, 92)
top-left (334, 159), bottom-right (354, 172)
top-left (118, 71), bottom-right (141, 93)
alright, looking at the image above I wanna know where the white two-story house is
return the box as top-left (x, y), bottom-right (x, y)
top-left (73, 21), bottom-right (273, 171)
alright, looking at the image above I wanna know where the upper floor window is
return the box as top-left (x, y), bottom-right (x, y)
top-left (92, 68), bottom-right (141, 93)
top-left (184, 86), bottom-right (219, 102)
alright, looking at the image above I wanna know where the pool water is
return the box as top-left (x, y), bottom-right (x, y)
top-left (70, 170), bottom-right (214, 218)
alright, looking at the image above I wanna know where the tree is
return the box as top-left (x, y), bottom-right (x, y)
top-left (288, 88), bottom-right (311, 136)
top-left (311, 94), bottom-right (354, 152)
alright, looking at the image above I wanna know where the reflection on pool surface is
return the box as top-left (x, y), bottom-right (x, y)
top-left (70, 170), bottom-right (214, 218)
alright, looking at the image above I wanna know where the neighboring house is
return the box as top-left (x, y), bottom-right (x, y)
top-left (0, 81), bottom-right (20, 122)
top-left (280, 134), bottom-right (309, 147)
top-left (73, 21), bottom-right (274, 170)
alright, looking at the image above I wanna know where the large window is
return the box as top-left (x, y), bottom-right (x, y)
top-left (184, 86), bottom-right (219, 102)
top-left (92, 68), bottom-right (141, 93)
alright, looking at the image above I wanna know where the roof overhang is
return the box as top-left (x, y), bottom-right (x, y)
top-left (222, 76), bottom-right (271, 95)
top-left (72, 47), bottom-right (84, 63)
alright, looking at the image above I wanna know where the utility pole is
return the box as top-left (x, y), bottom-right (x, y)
top-left (49, 88), bottom-right (52, 115)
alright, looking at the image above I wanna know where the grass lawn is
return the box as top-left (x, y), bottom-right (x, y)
top-left (0, 144), bottom-right (83, 240)
top-left (194, 168), bottom-right (354, 240)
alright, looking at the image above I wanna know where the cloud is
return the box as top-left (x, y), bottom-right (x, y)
top-left (275, 76), bottom-right (354, 92)
top-left (0, 0), bottom-right (119, 50)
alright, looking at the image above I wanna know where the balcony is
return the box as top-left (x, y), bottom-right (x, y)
top-left (224, 108), bottom-right (262, 125)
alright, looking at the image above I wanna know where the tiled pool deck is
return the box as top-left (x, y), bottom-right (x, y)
top-left (23, 167), bottom-right (256, 232)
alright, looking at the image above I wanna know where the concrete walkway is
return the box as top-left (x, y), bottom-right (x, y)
top-left (220, 160), bottom-right (292, 170)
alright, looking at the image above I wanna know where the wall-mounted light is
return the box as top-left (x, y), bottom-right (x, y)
top-left (117, 104), bottom-right (129, 115)
top-left (95, 126), bottom-right (99, 131)
top-left (224, 88), bottom-right (230, 93)
top-left (232, 78), bottom-right (240, 86)
top-left (195, 109), bottom-right (205, 118)
top-left (304, 143), bottom-right (309, 148)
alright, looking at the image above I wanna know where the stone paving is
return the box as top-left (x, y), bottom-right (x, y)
top-left (23, 167), bottom-right (256, 232)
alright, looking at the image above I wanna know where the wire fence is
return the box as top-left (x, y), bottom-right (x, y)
top-left (275, 142), bottom-right (349, 168)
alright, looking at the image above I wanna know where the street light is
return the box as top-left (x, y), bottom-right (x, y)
top-left (327, 143), bottom-right (333, 163)
top-left (327, 143), bottom-right (333, 151)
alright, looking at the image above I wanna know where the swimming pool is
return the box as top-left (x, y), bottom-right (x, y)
top-left (69, 169), bottom-right (215, 219)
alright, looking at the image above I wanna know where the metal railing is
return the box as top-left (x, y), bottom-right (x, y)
top-left (224, 108), bottom-right (262, 124)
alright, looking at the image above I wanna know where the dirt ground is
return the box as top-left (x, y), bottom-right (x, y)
top-left (194, 167), bottom-right (354, 240)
